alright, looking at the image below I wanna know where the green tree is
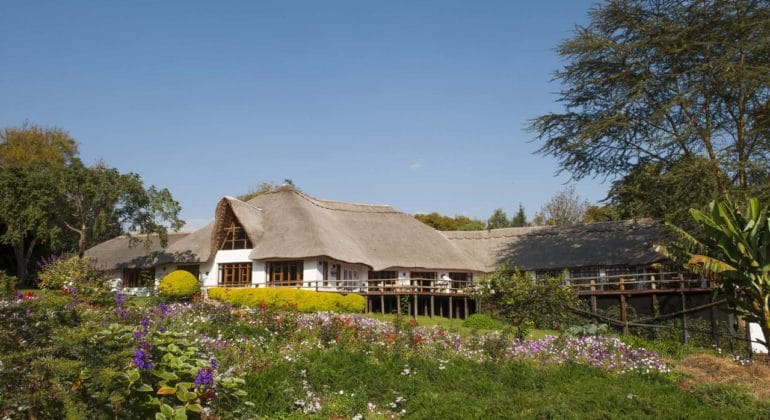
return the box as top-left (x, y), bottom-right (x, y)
top-left (471, 266), bottom-right (579, 339)
top-left (659, 198), bottom-right (770, 351)
top-left (414, 212), bottom-right (485, 231)
top-left (534, 186), bottom-right (590, 226)
top-left (0, 125), bottom-right (76, 283)
top-left (531, 0), bottom-right (770, 202)
top-left (606, 156), bottom-right (726, 227)
top-left (486, 208), bottom-right (511, 229)
top-left (62, 160), bottom-right (185, 256)
top-left (511, 204), bottom-right (529, 227)
top-left (238, 179), bottom-right (299, 201)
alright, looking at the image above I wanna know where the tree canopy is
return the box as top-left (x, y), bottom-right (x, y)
top-left (414, 212), bottom-right (485, 231)
top-left (0, 124), bottom-right (184, 283)
top-left (531, 0), bottom-right (770, 204)
top-left (534, 186), bottom-right (590, 226)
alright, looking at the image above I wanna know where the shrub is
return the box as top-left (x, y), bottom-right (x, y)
top-left (207, 288), bottom-right (365, 313)
top-left (158, 270), bottom-right (200, 301)
top-left (471, 266), bottom-right (579, 339)
top-left (0, 272), bottom-right (16, 299)
top-left (463, 314), bottom-right (504, 330)
top-left (38, 256), bottom-right (111, 303)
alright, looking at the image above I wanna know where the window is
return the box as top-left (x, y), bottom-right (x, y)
top-left (368, 270), bottom-right (397, 291)
top-left (122, 268), bottom-right (155, 288)
top-left (267, 260), bottom-right (303, 287)
top-left (218, 263), bottom-right (252, 287)
top-left (177, 264), bottom-right (200, 279)
top-left (448, 272), bottom-right (472, 290)
top-left (220, 221), bottom-right (252, 250)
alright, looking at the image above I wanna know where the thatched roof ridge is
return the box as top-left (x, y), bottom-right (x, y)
top-left (209, 197), bottom-right (264, 258)
top-left (244, 188), bottom-right (484, 271)
top-left (443, 218), bottom-right (666, 272)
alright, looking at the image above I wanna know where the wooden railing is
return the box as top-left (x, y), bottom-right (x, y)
top-left (211, 273), bottom-right (711, 296)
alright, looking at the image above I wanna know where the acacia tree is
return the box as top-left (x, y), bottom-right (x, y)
top-left (659, 199), bottom-right (770, 351)
top-left (531, 0), bottom-right (770, 202)
top-left (62, 161), bottom-right (185, 256)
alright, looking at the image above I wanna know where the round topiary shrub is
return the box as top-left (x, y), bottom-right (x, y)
top-left (158, 270), bottom-right (200, 301)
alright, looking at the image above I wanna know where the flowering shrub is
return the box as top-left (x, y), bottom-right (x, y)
top-left (158, 270), bottom-right (200, 301)
top-left (0, 272), bottom-right (16, 300)
top-left (208, 287), bottom-right (365, 313)
top-left (37, 255), bottom-right (111, 303)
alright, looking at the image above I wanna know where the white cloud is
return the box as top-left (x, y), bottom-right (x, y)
top-left (409, 160), bottom-right (424, 170)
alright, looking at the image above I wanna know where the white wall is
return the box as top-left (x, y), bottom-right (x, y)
top-left (750, 322), bottom-right (768, 354)
top-left (207, 249), bottom-right (255, 288)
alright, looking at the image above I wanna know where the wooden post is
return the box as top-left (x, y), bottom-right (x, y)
top-left (681, 292), bottom-right (688, 344)
top-left (397, 294), bottom-right (401, 316)
top-left (590, 278), bottom-right (598, 316)
top-left (380, 294), bottom-right (385, 315)
top-left (366, 297), bottom-right (371, 313)
top-left (449, 296), bottom-right (453, 319)
top-left (430, 295), bottom-right (435, 318)
top-left (413, 293), bottom-right (418, 319)
top-left (464, 297), bottom-right (469, 319)
top-left (439, 299), bottom-right (443, 317)
top-left (710, 294), bottom-right (718, 340)
top-left (620, 277), bottom-right (629, 336)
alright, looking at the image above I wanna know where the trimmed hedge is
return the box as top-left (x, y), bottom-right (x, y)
top-left (158, 270), bottom-right (200, 301)
top-left (207, 287), bottom-right (365, 313)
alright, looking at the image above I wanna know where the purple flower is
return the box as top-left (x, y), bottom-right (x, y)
top-left (194, 368), bottom-right (214, 387)
top-left (133, 347), bottom-right (153, 370)
top-left (159, 303), bottom-right (169, 316)
top-left (210, 358), bottom-right (218, 371)
top-left (115, 291), bottom-right (127, 305)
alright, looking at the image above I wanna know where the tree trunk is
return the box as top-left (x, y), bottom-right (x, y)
top-left (13, 241), bottom-right (28, 285)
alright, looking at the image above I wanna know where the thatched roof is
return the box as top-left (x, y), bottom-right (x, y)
top-left (242, 187), bottom-right (484, 271)
top-left (442, 219), bottom-right (666, 272)
top-left (85, 187), bottom-right (485, 272)
top-left (84, 232), bottom-right (190, 270)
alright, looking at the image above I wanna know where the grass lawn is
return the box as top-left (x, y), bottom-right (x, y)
top-left (363, 312), bottom-right (558, 338)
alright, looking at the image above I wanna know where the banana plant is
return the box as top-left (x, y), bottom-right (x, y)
top-left (656, 198), bottom-right (770, 351)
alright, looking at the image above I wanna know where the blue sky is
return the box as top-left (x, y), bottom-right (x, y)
top-left (1, 0), bottom-right (607, 230)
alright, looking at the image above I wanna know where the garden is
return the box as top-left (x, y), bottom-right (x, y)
top-left (2, 261), bottom-right (770, 418)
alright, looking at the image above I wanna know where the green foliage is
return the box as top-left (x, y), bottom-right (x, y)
top-left (660, 198), bottom-right (770, 351)
top-left (124, 331), bottom-right (248, 419)
top-left (38, 256), bottom-right (111, 303)
top-left (414, 212), bottom-right (485, 231)
top-left (463, 314), bottom-right (505, 331)
top-left (531, 0), bottom-right (770, 201)
top-left (208, 287), bottom-right (366, 313)
top-left (606, 156), bottom-right (725, 228)
top-left (486, 208), bottom-right (511, 229)
top-left (157, 270), bottom-right (200, 301)
top-left (534, 186), bottom-right (590, 226)
top-left (510, 203), bottom-right (529, 227)
top-left (566, 323), bottom-right (609, 337)
top-left (0, 272), bottom-right (16, 299)
top-left (472, 267), bottom-right (579, 339)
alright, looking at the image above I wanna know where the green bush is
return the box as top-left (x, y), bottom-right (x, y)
top-left (158, 270), bottom-right (200, 301)
top-left (0, 272), bottom-right (16, 299)
top-left (38, 256), bottom-right (111, 303)
top-left (463, 314), bottom-right (504, 330)
top-left (208, 287), bottom-right (365, 313)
